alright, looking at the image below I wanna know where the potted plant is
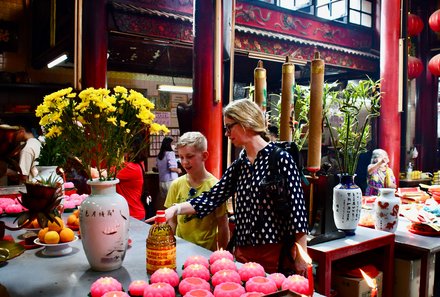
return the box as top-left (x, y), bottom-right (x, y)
top-left (323, 77), bottom-right (381, 234)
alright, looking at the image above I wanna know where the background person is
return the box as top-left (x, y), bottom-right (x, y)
top-left (151, 99), bottom-right (309, 275)
top-left (365, 148), bottom-right (397, 196)
top-left (156, 136), bottom-right (181, 203)
top-left (164, 132), bottom-right (229, 251)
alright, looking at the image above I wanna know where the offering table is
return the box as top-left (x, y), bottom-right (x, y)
top-left (0, 215), bottom-right (325, 297)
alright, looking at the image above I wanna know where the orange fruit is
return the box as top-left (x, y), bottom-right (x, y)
top-left (38, 227), bottom-right (49, 243)
top-left (59, 228), bottom-right (75, 243)
top-left (74, 217), bottom-right (80, 226)
top-left (67, 214), bottom-right (77, 225)
top-left (73, 209), bottom-right (80, 217)
top-left (32, 218), bottom-right (40, 229)
top-left (47, 216), bottom-right (64, 232)
top-left (44, 231), bottom-right (60, 244)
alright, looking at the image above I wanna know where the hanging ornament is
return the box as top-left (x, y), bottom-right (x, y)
top-left (407, 56), bottom-right (423, 79)
top-left (428, 53), bottom-right (440, 76)
top-left (429, 9), bottom-right (440, 32)
top-left (408, 13), bottom-right (424, 36)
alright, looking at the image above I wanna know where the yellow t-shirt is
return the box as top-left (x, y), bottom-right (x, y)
top-left (164, 174), bottom-right (227, 251)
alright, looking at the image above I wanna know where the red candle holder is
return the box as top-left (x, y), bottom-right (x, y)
top-left (267, 273), bottom-right (286, 289)
top-left (143, 282), bottom-right (175, 297)
top-left (209, 249), bottom-right (234, 264)
top-left (101, 291), bottom-right (129, 297)
top-left (210, 258), bottom-right (236, 275)
top-left (245, 276), bottom-right (277, 295)
top-left (281, 274), bottom-right (309, 295)
top-left (90, 277), bottom-right (123, 297)
top-left (184, 255), bottom-right (210, 269)
top-left (150, 267), bottom-right (180, 287)
top-left (211, 269), bottom-right (242, 287)
top-left (240, 292), bottom-right (264, 297)
top-left (213, 281), bottom-right (246, 297)
top-left (182, 264), bottom-right (211, 281)
top-left (128, 280), bottom-right (148, 297)
top-left (237, 262), bottom-right (265, 282)
top-left (179, 277), bottom-right (211, 296)
top-left (184, 289), bottom-right (214, 297)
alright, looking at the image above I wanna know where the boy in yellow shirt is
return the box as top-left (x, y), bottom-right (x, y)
top-left (164, 132), bottom-right (230, 251)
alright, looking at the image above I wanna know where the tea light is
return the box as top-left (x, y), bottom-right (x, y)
top-left (268, 273), bottom-right (286, 289)
top-left (182, 264), bottom-right (210, 281)
top-left (213, 281), bottom-right (245, 297)
top-left (281, 275), bottom-right (309, 295)
top-left (150, 267), bottom-right (180, 287)
top-left (101, 291), bottom-right (129, 297)
top-left (128, 280), bottom-right (148, 297)
top-left (143, 282), bottom-right (175, 297)
top-left (210, 258), bottom-right (237, 275)
top-left (237, 262), bottom-right (265, 282)
top-left (90, 277), bottom-right (123, 297)
top-left (211, 269), bottom-right (242, 287)
top-left (209, 249), bottom-right (234, 264)
top-left (184, 289), bottom-right (214, 297)
top-left (245, 276), bottom-right (277, 295)
top-left (184, 255), bottom-right (210, 269)
top-left (179, 277), bottom-right (211, 296)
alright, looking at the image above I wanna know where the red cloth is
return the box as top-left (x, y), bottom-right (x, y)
top-left (116, 162), bottom-right (145, 220)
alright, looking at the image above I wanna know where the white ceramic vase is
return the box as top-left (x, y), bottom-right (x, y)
top-left (35, 166), bottom-right (61, 182)
top-left (374, 188), bottom-right (400, 233)
top-left (79, 178), bottom-right (130, 271)
top-left (333, 174), bottom-right (363, 235)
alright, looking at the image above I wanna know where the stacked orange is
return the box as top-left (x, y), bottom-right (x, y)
top-left (67, 209), bottom-right (80, 229)
top-left (38, 216), bottom-right (75, 244)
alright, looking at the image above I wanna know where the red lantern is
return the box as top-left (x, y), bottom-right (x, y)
top-left (429, 9), bottom-right (440, 32)
top-left (408, 56), bottom-right (423, 79)
top-left (428, 53), bottom-right (440, 76)
top-left (408, 13), bottom-right (424, 36)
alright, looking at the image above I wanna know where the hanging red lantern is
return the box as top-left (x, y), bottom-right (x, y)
top-left (408, 13), bottom-right (424, 36)
top-left (408, 56), bottom-right (423, 79)
top-left (429, 9), bottom-right (440, 32)
top-left (428, 53), bottom-right (440, 76)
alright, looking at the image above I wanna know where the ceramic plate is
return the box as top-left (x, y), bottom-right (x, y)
top-left (407, 225), bottom-right (440, 237)
top-left (34, 236), bottom-right (78, 256)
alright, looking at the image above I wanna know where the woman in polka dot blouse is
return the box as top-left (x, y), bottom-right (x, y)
top-left (156, 99), bottom-right (309, 275)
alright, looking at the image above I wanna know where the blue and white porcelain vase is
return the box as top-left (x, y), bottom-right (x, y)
top-left (374, 188), bottom-right (400, 233)
top-left (333, 174), bottom-right (362, 235)
top-left (79, 179), bottom-right (130, 271)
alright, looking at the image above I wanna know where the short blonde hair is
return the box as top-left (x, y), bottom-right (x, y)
top-left (223, 99), bottom-right (266, 134)
top-left (176, 131), bottom-right (207, 152)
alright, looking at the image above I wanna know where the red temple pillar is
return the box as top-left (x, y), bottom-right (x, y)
top-left (379, 0), bottom-right (401, 179)
top-left (192, 0), bottom-right (223, 178)
top-left (82, 0), bottom-right (107, 88)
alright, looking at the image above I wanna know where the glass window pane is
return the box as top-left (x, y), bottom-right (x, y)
top-left (294, 0), bottom-right (312, 7)
top-left (362, 0), bottom-right (372, 13)
top-left (280, 0), bottom-right (295, 9)
top-left (350, 10), bottom-right (361, 24)
top-left (361, 13), bottom-right (372, 27)
top-left (350, 0), bottom-right (360, 10)
top-left (317, 5), bottom-right (331, 19)
top-left (332, 0), bottom-right (347, 18)
top-left (317, 0), bottom-right (329, 6)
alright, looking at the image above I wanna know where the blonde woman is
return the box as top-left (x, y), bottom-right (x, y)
top-left (151, 99), bottom-right (309, 275)
top-left (365, 148), bottom-right (396, 195)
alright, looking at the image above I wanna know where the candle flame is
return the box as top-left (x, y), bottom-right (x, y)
top-left (295, 243), bottom-right (312, 264)
top-left (360, 269), bottom-right (377, 289)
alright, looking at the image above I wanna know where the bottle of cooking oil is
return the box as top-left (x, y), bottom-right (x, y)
top-left (146, 210), bottom-right (176, 274)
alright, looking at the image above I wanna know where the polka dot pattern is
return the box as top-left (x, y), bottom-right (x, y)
top-left (189, 143), bottom-right (308, 246)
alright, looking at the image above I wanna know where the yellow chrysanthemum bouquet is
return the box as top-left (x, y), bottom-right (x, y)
top-left (36, 86), bottom-right (169, 181)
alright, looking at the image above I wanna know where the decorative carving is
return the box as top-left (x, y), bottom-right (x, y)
top-left (236, 5), bottom-right (272, 26)
top-left (313, 24), bottom-right (345, 42)
top-left (274, 15), bottom-right (311, 35)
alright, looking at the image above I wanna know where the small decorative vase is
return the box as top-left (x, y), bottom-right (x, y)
top-left (79, 179), bottom-right (130, 271)
top-left (35, 166), bottom-right (60, 182)
top-left (332, 174), bottom-right (362, 235)
top-left (374, 188), bottom-right (400, 232)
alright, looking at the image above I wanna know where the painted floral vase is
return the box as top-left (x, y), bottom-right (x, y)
top-left (79, 179), bottom-right (130, 271)
top-left (332, 174), bottom-right (362, 235)
top-left (374, 188), bottom-right (400, 233)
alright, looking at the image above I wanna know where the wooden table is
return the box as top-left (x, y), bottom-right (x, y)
top-left (394, 218), bottom-right (440, 297)
top-left (307, 226), bottom-right (395, 297)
